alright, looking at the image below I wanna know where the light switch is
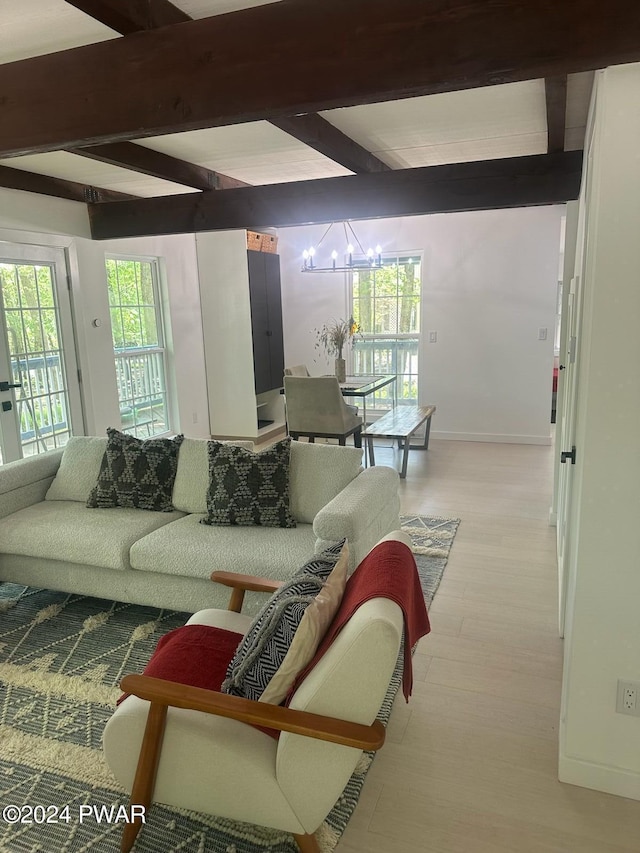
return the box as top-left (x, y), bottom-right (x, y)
top-left (429, 330), bottom-right (438, 343)
top-left (538, 327), bottom-right (548, 341)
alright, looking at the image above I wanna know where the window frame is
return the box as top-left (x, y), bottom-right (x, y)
top-left (348, 251), bottom-right (423, 411)
top-left (105, 253), bottom-right (172, 438)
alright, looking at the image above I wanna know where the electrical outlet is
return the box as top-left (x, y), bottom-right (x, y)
top-left (616, 680), bottom-right (640, 716)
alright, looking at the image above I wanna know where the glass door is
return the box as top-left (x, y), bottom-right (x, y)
top-left (0, 243), bottom-right (83, 464)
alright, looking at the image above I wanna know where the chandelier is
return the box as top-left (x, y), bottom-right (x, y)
top-left (301, 221), bottom-right (383, 273)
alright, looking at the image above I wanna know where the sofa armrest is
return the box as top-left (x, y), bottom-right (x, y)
top-left (313, 466), bottom-right (399, 543)
top-left (0, 449), bottom-right (64, 520)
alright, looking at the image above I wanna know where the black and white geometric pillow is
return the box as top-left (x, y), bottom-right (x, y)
top-left (222, 540), bottom-right (346, 702)
top-left (200, 437), bottom-right (296, 528)
top-left (86, 428), bottom-right (184, 512)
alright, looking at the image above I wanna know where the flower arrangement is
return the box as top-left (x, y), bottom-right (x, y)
top-left (314, 317), bottom-right (361, 359)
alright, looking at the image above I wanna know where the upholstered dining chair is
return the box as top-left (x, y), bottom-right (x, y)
top-left (284, 364), bottom-right (311, 377)
top-left (284, 375), bottom-right (363, 447)
top-left (103, 533), bottom-right (422, 853)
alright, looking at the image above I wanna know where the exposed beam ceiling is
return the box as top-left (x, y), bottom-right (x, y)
top-left (69, 141), bottom-right (248, 190)
top-left (1, 0), bottom-right (637, 158)
top-left (64, 0), bottom-right (190, 34)
top-left (0, 163), bottom-right (138, 203)
top-left (545, 76), bottom-right (569, 154)
top-left (63, 1), bottom-right (249, 191)
top-left (66, 0), bottom-right (379, 179)
top-left (269, 114), bottom-right (389, 174)
top-left (89, 151), bottom-right (583, 240)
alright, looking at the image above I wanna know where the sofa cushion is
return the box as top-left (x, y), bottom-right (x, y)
top-left (87, 429), bottom-right (184, 512)
top-left (201, 437), bottom-right (296, 528)
top-left (129, 513), bottom-right (316, 579)
top-left (172, 438), bottom-right (254, 514)
top-left (289, 441), bottom-right (363, 524)
top-left (222, 540), bottom-right (347, 703)
top-left (0, 500), bottom-right (184, 571)
top-left (45, 436), bottom-right (107, 502)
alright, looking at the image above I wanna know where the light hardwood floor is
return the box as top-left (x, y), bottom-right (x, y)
top-left (335, 437), bottom-right (640, 853)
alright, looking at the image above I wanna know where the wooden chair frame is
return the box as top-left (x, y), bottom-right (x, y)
top-left (118, 572), bottom-right (386, 853)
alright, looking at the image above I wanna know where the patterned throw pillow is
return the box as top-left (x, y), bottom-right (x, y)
top-left (200, 437), bottom-right (296, 528)
top-left (222, 540), bottom-right (348, 703)
top-left (86, 428), bottom-right (184, 512)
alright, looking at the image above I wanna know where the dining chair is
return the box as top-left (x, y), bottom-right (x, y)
top-left (284, 364), bottom-right (311, 377)
top-left (284, 376), bottom-right (363, 447)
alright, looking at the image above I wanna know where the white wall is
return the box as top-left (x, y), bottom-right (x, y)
top-left (195, 230), bottom-right (259, 437)
top-left (0, 187), bottom-right (90, 238)
top-left (560, 65), bottom-right (640, 800)
top-left (279, 206), bottom-right (564, 443)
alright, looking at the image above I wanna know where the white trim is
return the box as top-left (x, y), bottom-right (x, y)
top-left (559, 754), bottom-right (640, 801)
top-left (431, 430), bottom-right (552, 445)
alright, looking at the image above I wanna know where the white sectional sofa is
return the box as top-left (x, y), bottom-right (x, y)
top-left (0, 437), bottom-right (400, 614)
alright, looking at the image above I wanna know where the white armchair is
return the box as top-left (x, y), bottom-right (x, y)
top-left (103, 534), bottom-right (420, 853)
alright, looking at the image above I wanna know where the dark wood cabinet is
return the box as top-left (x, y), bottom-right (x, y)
top-left (247, 250), bottom-right (284, 395)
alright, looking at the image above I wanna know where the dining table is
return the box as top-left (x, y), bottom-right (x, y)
top-left (339, 374), bottom-right (397, 430)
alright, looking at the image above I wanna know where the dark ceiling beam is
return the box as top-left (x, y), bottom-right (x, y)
top-left (269, 114), bottom-right (390, 174)
top-left (88, 151), bottom-right (583, 240)
top-left (65, 2), bottom-right (250, 190)
top-left (1, 0), bottom-right (639, 158)
top-left (69, 141), bottom-right (249, 190)
top-left (0, 164), bottom-right (139, 203)
top-left (71, 0), bottom-right (383, 179)
top-left (545, 76), bottom-right (568, 154)
top-left (64, 0), bottom-right (189, 34)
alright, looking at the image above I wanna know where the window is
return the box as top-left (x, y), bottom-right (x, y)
top-left (106, 256), bottom-right (170, 438)
top-left (351, 255), bottom-right (421, 410)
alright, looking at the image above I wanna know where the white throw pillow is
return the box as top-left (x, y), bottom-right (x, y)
top-left (45, 436), bottom-right (108, 502)
top-left (172, 438), bottom-right (254, 514)
top-left (289, 441), bottom-right (363, 523)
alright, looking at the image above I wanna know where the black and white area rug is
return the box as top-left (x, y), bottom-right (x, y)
top-left (0, 515), bottom-right (459, 853)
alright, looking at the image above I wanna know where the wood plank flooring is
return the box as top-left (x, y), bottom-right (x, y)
top-left (335, 437), bottom-right (640, 853)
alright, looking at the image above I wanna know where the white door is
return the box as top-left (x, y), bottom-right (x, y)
top-left (0, 243), bottom-right (83, 464)
top-left (556, 155), bottom-right (592, 636)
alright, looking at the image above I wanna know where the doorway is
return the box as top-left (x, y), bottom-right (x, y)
top-left (0, 243), bottom-right (83, 464)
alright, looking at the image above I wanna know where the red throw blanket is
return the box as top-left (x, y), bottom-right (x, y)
top-left (117, 624), bottom-right (243, 705)
top-left (288, 539), bottom-right (430, 702)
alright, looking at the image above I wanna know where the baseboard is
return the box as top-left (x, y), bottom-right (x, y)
top-left (431, 430), bottom-right (552, 446)
top-left (559, 754), bottom-right (640, 801)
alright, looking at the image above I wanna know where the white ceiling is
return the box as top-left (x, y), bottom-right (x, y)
top-left (0, 0), bottom-right (594, 199)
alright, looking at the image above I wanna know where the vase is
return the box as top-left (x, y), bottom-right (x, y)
top-left (334, 357), bottom-right (346, 383)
